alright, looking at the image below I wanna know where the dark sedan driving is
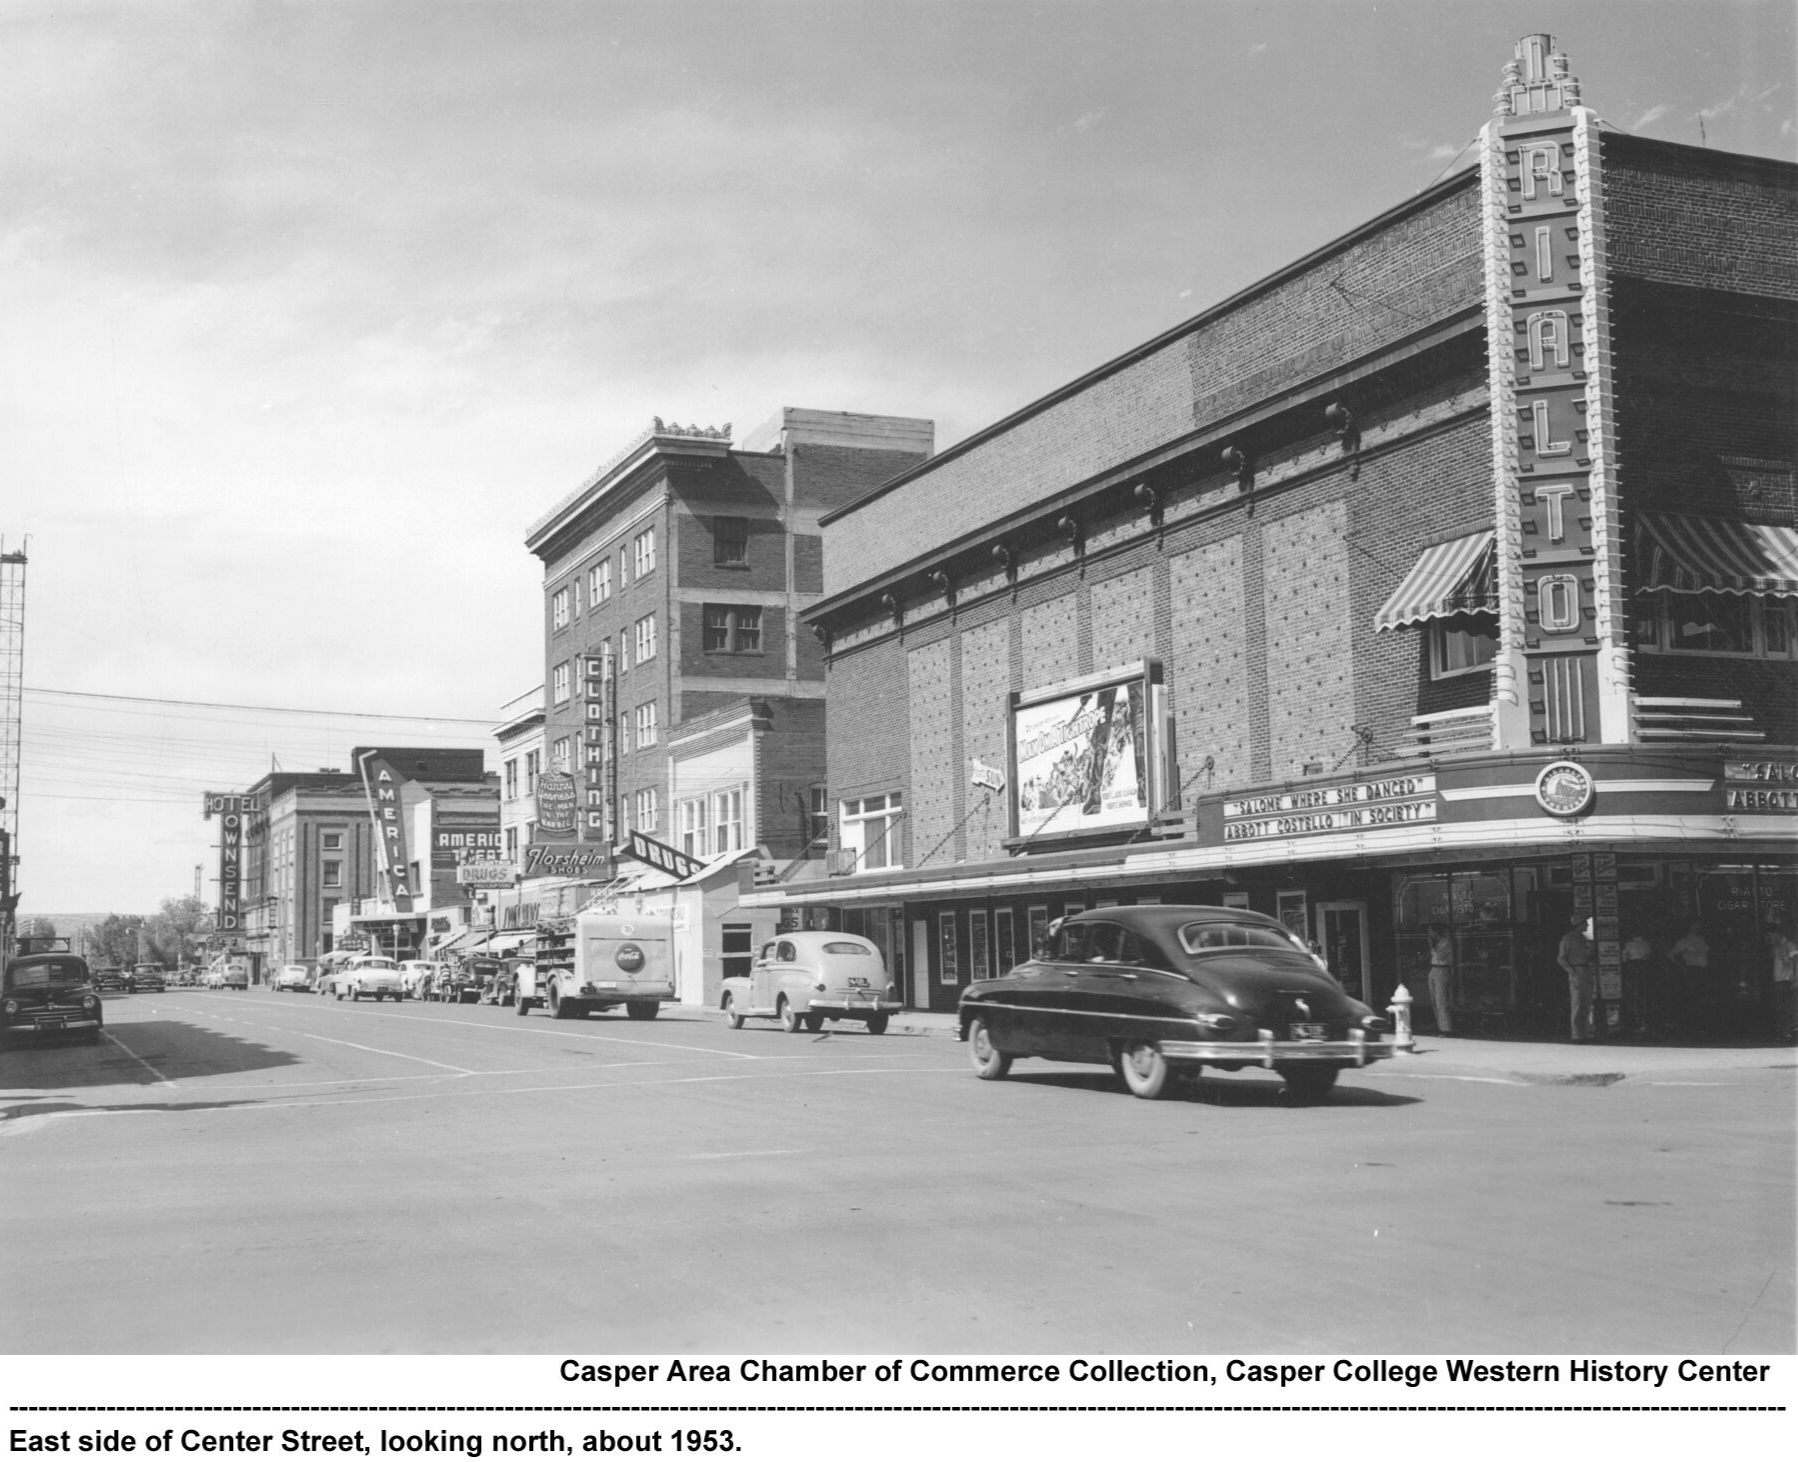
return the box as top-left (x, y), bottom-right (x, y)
top-left (958, 904), bottom-right (1393, 1101)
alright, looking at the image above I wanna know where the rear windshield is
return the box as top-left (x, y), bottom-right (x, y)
top-left (8, 959), bottom-right (89, 988)
top-left (355, 959), bottom-right (399, 970)
top-left (1178, 922), bottom-right (1309, 955)
top-left (821, 942), bottom-right (874, 956)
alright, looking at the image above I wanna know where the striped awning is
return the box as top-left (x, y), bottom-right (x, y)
top-left (1638, 513), bottom-right (1798, 597)
top-left (1374, 530), bottom-right (1496, 631)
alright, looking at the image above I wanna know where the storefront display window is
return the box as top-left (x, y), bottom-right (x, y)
top-left (970, 910), bottom-right (990, 981)
top-left (938, 911), bottom-right (959, 987)
top-left (996, 908), bottom-right (1017, 973)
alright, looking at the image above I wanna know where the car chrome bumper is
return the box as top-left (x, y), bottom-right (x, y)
top-left (4, 1013), bottom-right (103, 1034)
top-left (809, 1000), bottom-right (903, 1018)
top-left (1160, 1028), bottom-right (1393, 1067)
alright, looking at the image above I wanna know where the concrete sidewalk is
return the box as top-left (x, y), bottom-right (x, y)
top-left (873, 1008), bottom-right (1796, 1086)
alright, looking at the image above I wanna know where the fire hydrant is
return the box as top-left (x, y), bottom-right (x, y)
top-left (1387, 983), bottom-right (1416, 1053)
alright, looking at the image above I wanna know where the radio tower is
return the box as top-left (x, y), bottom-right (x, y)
top-left (0, 539), bottom-right (26, 961)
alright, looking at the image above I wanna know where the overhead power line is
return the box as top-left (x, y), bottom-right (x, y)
top-left (24, 685), bottom-right (497, 725)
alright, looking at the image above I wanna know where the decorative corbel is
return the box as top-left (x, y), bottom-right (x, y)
top-left (1132, 480), bottom-right (1163, 530)
top-left (928, 569), bottom-right (954, 607)
top-left (880, 591), bottom-right (902, 630)
top-left (990, 541), bottom-right (1014, 580)
top-left (1057, 514), bottom-right (1084, 555)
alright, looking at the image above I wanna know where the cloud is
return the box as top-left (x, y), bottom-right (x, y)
top-left (1072, 108), bottom-right (1109, 134)
top-left (1632, 104), bottom-right (1672, 130)
top-left (1427, 142), bottom-right (1465, 162)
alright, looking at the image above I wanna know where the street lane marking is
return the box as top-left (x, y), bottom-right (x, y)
top-left (361, 1006), bottom-right (766, 1059)
top-left (243, 1026), bottom-right (482, 1075)
top-left (101, 1029), bottom-right (180, 1088)
top-left (680, 1149), bottom-right (806, 1160)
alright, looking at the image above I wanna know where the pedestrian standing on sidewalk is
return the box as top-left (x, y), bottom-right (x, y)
top-left (1767, 925), bottom-right (1798, 1043)
top-left (1427, 925), bottom-right (1455, 1035)
top-left (1559, 915), bottom-right (1598, 1043)
top-left (1622, 931), bottom-right (1654, 1036)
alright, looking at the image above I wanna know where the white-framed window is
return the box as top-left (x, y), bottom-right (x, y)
top-left (504, 826), bottom-right (518, 863)
top-left (322, 831), bottom-right (344, 852)
top-left (809, 784), bottom-right (828, 846)
top-left (712, 787), bottom-right (744, 853)
top-left (322, 859), bottom-right (342, 890)
top-left (1636, 591), bottom-right (1795, 659)
top-left (504, 759), bottom-right (518, 799)
top-left (634, 701), bottom-right (658, 747)
top-left (552, 736), bottom-right (572, 772)
top-left (840, 791), bottom-right (903, 872)
top-left (634, 787), bottom-right (659, 833)
top-left (524, 750), bottom-right (540, 792)
top-left (702, 604), bottom-right (762, 653)
top-left (552, 661), bottom-right (571, 703)
top-left (634, 527), bottom-right (657, 579)
top-left (634, 613), bottom-right (657, 663)
top-left (588, 558), bottom-right (612, 605)
top-left (679, 797), bottom-right (708, 858)
top-left (551, 587), bottom-right (571, 629)
top-left (1430, 615), bottom-right (1499, 678)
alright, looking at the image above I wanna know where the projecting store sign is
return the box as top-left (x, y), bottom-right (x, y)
top-left (536, 770), bottom-right (578, 837)
top-left (1223, 774), bottom-right (1439, 843)
top-left (202, 791), bottom-right (259, 932)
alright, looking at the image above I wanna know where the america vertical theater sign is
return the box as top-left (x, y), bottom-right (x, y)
top-left (355, 749), bottom-right (416, 911)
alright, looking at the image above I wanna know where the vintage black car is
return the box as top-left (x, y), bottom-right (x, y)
top-left (958, 905), bottom-right (1393, 1101)
top-left (93, 966), bottom-right (128, 993)
top-left (2, 950), bottom-right (106, 1042)
top-left (128, 964), bottom-right (166, 993)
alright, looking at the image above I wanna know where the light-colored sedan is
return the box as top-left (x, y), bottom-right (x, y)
top-left (335, 955), bottom-right (405, 1002)
top-left (273, 965), bottom-right (313, 992)
top-left (720, 931), bottom-right (901, 1034)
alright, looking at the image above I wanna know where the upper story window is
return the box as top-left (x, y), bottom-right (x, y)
top-left (1636, 592), bottom-right (1795, 659)
top-left (552, 737), bottom-right (572, 772)
top-left (840, 791), bottom-right (904, 873)
top-left (634, 527), bottom-right (657, 579)
top-left (504, 826), bottom-right (519, 863)
top-left (713, 516), bottom-right (749, 565)
top-left (524, 750), bottom-right (540, 793)
top-left (703, 604), bottom-right (762, 653)
top-left (809, 785), bottom-right (828, 847)
top-left (321, 831), bottom-right (344, 852)
top-left (322, 859), bottom-right (343, 890)
top-left (634, 786), bottom-right (659, 833)
top-left (551, 587), bottom-right (571, 630)
top-left (504, 759), bottom-right (518, 799)
top-left (588, 559), bottom-right (612, 606)
top-left (552, 661), bottom-right (571, 703)
top-left (1431, 615), bottom-right (1499, 678)
top-left (712, 787), bottom-right (744, 853)
top-left (634, 613), bottom-right (657, 663)
top-left (634, 701), bottom-right (658, 747)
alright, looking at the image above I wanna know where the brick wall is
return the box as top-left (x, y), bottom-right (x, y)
top-left (959, 616), bottom-right (1012, 862)
top-left (822, 181), bottom-right (1482, 596)
top-left (827, 638), bottom-right (912, 860)
top-left (794, 443), bottom-right (930, 514)
top-left (1603, 135), bottom-right (1798, 302)
top-left (1169, 536), bottom-right (1252, 790)
top-left (1020, 593), bottom-right (1078, 689)
top-left (1263, 501), bottom-right (1355, 779)
top-left (1090, 565), bottom-right (1157, 671)
top-left (906, 639), bottom-right (956, 868)
top-left (750, 699), bottom-right (827, 861)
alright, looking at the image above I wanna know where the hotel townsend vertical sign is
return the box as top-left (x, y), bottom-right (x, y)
top-left (355, 749), bottom-right (416, 911)
top-left (1479, 35), bottom-right (1629, 748)
top-left (202, 792), bottom-right (258, 934)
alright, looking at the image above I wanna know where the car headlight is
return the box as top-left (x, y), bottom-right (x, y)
top-left (2, 999), bottom-right (17, 1017)
top-left (83, 995), bottom-right (99, 1011)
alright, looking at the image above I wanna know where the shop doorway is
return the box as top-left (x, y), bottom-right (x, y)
top-left (1316, 901), bottom-right (1371, 1004)
top-left (910, 918), bottom-right (931, 1009)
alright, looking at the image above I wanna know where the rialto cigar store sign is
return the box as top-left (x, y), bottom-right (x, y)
top-left (1223, 774), bottom-right (1438, 843)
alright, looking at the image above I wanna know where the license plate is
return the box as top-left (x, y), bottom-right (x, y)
top-left (594, 981), bottom-right (617, 989)
top-left (43, 1017), bottom-right (65, 1030)
top-left (1290, 1022), bottom-right (1328, 1041)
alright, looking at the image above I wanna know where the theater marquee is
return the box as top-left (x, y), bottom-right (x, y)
top-left (1223, 774), bottom-right (1439, 843)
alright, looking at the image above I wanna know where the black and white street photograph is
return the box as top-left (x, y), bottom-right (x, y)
top-left (0, 2), bottom-right (1792, 1440)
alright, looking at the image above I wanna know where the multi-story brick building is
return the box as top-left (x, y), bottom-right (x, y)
top-left (747, 36), bottom-right (1797, 1040)
top-left (523, 409), bottom-right (931, 884)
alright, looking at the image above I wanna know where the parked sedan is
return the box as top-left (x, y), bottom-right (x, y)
top-left (720, 931), bottom-right (901, 1034)
top-left (128, 964), bottom-right (165, 993)
top-left (2, 951), bottom-right (104, 1043)
top-left (959, 905), bottom-right (1393, 1102)
top-left (273, 965), bottom-right (313, 992)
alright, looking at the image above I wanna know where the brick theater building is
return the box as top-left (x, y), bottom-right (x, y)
top-left (745, 36), bottom-right (1798, 1039)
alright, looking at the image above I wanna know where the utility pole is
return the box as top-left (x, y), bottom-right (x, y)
top-left (0, 540), bottom-right (28, 963)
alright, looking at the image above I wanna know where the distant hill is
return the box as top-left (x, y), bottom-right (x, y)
top-left (16, 913), bottom-right (139, 946)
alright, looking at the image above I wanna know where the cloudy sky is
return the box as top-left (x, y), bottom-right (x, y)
top-left (4, 0), bottom-right (1792, 914)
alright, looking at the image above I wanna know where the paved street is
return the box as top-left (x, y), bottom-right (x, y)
top-left (2, 988), bottom-right (1791, 1354)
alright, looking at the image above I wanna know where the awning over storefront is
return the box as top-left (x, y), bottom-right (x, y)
top-left (1637, 512), bottom-right (1798, 597)
top-left (484, 931), bottom-right (534, 955)
top-left (1374, 530), bottom-right (1495, 630)
top-left (429, 928), bottom-right (475, 955)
